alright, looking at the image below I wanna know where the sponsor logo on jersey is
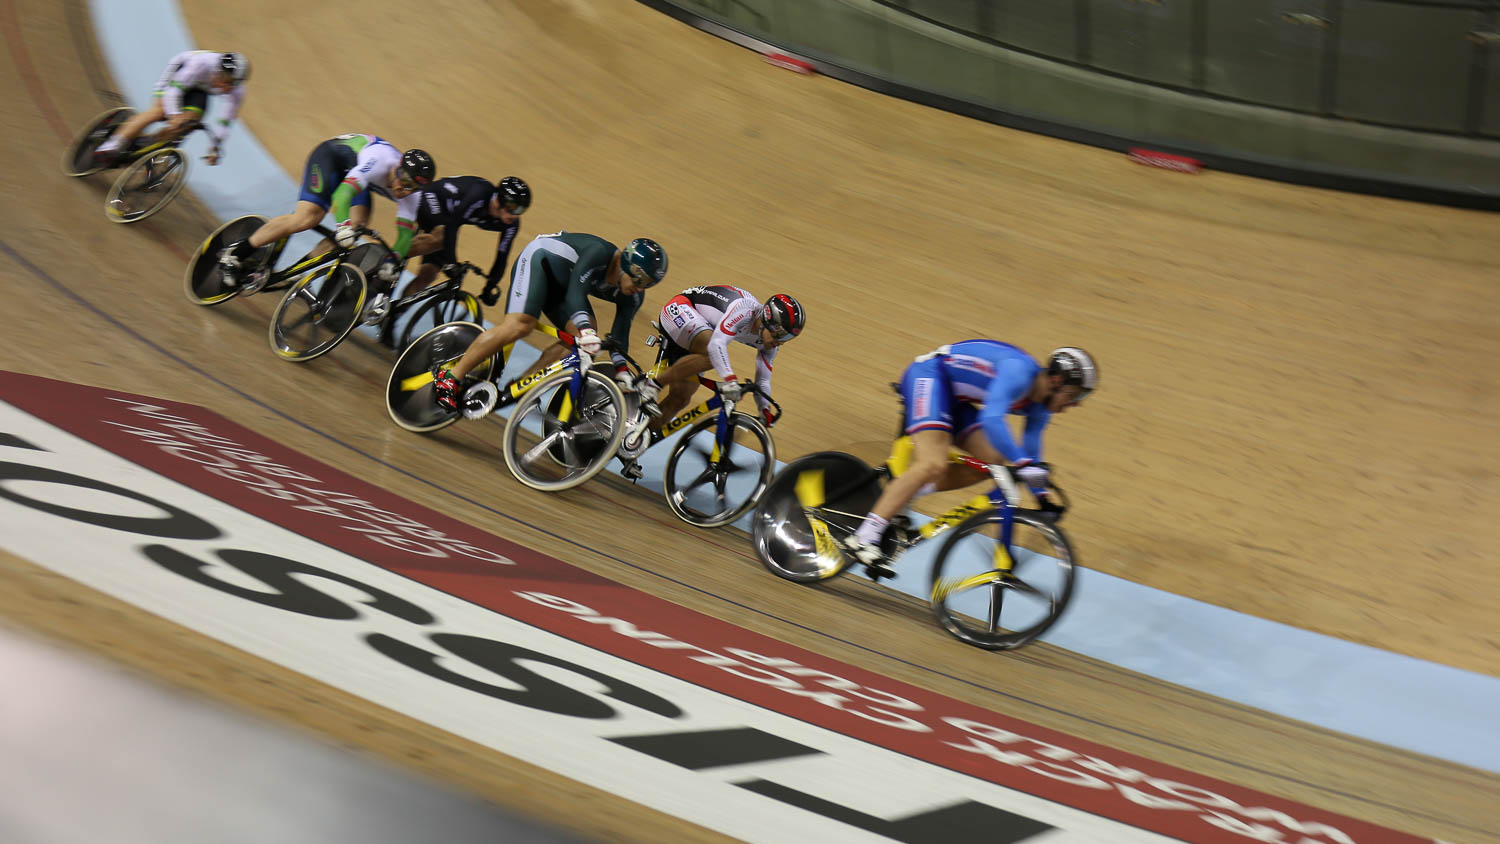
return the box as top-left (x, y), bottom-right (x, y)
top-left (912, 377), bottom-right (933, 419)
top-left (444, 182), bottom-right (459, 194)
top-left (308, 165), bottom-right (323, 194)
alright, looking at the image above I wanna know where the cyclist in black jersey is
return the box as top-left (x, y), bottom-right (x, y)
top-left (407, 176), bottom-right (529, 301)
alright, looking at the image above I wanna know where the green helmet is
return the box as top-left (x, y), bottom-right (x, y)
top-left (620, 238), bottom-right (667, 287)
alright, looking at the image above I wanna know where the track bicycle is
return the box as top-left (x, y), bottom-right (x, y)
top-left (752, 440), bottom-right (1077, 650)
top-left (269, 257), bottom-right (483, 362)
top-left (387, 321), bottom-right (627, 492)
top-left (184, 218), bottom-right (393, 359)
top-left (609, 330), bottom-right (783, 528)
top-left (62, 106), bottom-right (198, 224)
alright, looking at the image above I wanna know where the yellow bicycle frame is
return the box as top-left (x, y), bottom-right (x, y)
top-left (398, 323), bottom-right (583, 422)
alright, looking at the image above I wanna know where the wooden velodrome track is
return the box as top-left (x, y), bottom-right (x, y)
top-left (2, 0), bottom-right (1498, 840)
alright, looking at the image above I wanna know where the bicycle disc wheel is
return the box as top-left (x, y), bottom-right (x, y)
top-left (929, 509), bottom-right (1076, 651)
top-left (752, 452), bottom-right (880, 583)
top-left (503, 369), bottom-right (626, 492)
top-left (104, 148), bottom-right (188, 224)
top-left (268, 263), bottom-right (367, 361)
top-left (664, 412), bottom-right (775, 528)
top-left (385, 321), bottom-right (497, 433)
top-left (183, 214), bottom-right (268, 306)
top-left (62, 107), bottom-right (133, 176)
top-left (399, 290), bottom-right (483, 351)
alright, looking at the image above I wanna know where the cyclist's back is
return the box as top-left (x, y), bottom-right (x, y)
top-left (930, 339), bottom-right (1041, 409)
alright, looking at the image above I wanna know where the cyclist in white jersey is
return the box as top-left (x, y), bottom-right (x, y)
top-left (648, 285), bottom-right (806, 432)
top-left (96, 51), bottom-right (249, 166)
top-left (218, 138), bottom-right (435, 309)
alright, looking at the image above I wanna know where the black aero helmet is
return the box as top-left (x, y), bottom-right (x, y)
top-left (1047, 347), bottom-right (1098, 396)
top-left (761, 294), bottom-right (806, 340)
top-left (220, 52), bottom-right (250, 84)
top-left (620, 238), bottom-right (667, 287)
top-left (399, 148), bottom-right (436, 185)
top-left (496, 176), bottom-right (531, 214)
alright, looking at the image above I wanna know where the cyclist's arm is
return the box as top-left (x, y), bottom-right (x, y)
top-left (209, 85), bottom-right (245, 148)
top-left (753, 347), bottom-right (777, 410)
top-left (606, 291), bottom-right (643, 369)
top-left (563, 244), bottom-right (614, 333)
top-left (389, 192), bottom-right (422, 260)
top-left (707, 299), bottom-right (757, 382)
top-left (487, 222), bottom-right (519, 285)
top-left (1020, 406), bottom-right (1050, 463)
top-left (978, 360), bottom-right (1038, 464)
top-left (331, 143), bottom-right (392, 223)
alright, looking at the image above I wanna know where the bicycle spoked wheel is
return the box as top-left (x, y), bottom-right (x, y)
top-left (104, 148), bottom-right (188, 223)
top-left (502, 369), bottom-right (625, 492)
top-left (929, 510), bottom-right (1076, 650)
top-left (752, 452), bottom-right (880, 583)
top-left (399, 291), bottom-right (483, 351)
top-left (184, 214), bottom-right (268, 306)
top-left (268, 263), bottom-right (367, 361)
top-left (62, 107), bottom-right (133, 176)
top-left (664, 412), bottom-right (775, 528)
top-left (385, 321), bottom-right (497, 433)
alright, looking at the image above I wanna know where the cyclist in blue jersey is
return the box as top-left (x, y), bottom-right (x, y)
top-left (845, 342), bottom-right (1098, 579)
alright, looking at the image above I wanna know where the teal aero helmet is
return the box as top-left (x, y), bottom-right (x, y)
top-left (620, 238), bottom-right (667, 287)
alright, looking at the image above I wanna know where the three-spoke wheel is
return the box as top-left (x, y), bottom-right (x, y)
top-left (105, 148), bottom-right (189, 224)
top-left (502, 369), bottom-right (626, 492)
top-left (268, 263), bottom-right (368, 361)
top-left (664, 412), bottom-right (775, 528)
top-left (928, 510), bottom-right (1075, 650)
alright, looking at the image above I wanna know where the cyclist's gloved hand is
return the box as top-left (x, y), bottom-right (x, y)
top-left (334, 222), bottom-right (359, 250)
top-left (717, 379), bottom-right (743, 404)
top-left (1014, 460), bottom-right (1049, 491)
top-left (577, 328), bottom-right (602, 357)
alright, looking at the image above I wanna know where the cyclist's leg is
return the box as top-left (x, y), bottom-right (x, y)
top-left (154, 89), bottom-right (206, 145)
top-left (849, 357), bottom-right (957, 554)
top-left (99, 98), bottom-right (165, 154)
top-left (447, 238), bottom-right (548, 380)
top-left (650, 295), bottom-right (714, 423)
top-left (405, 226), bottom-right (451, 295)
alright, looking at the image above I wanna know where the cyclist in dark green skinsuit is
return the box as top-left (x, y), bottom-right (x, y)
top-left (431, 231), bottom-right (668, 411)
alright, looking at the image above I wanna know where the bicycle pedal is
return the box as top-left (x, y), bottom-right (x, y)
top-left (620, 461), bottom-right (644, 482)
top-left (239, 268), bottom-right (269, 295)
top-left (461, 381), bottom-right (499, 420)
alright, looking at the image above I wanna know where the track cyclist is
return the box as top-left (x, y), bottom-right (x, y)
top-left (407, 176), bottom-right (530, 300)
top-left (94, 51), bottom-right (249, 167)
top-left (431, 232), bottom-right (668, 412)
top-left (217, 135), bottom-right (436, 310)
top-left (844, 342), bottom-right (1098, 579)
top-left (648, 285), bottom-right (805, 433)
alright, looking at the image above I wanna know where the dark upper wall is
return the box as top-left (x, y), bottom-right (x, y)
top-left (645, 0), bottom-right (1500, 208)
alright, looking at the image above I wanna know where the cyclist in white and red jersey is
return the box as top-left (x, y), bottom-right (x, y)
top-left (646, 285), bottom-right (806, 432)
top-left (96, 51), bottom-right (249, 167)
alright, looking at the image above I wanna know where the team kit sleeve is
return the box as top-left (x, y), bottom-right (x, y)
top-left (753, 347), bottom-right (777, 411)
top-left (210, 84), bottom-right (246, 148)
top-left (563, 243), bottom-right (615, 332)
top-left (390, 192), bottom-right (422, 259)
top-left (707, 299), bottom-right (756, 382)
top-left (487, 223), bottom-right (519, 285)
top-left (978, 358), bottom-right (1041, 464)
top-left (330, 146), bottom-right (382, 224)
